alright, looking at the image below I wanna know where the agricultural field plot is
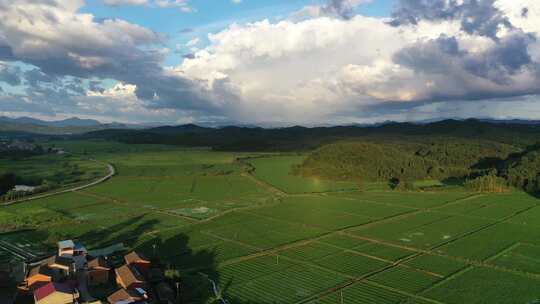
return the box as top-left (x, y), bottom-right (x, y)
top-left (424, 266), bottom-right (540, 304)
top-left (314, 251), bottom-right (390, 277)
top-left (248, 156), bottom-right (358, 193)
top-left (352, 242), bottom-right (416, 262)
top-left (438, 222), bottom-right (540, 262)
top-left (352, 212), bottom-right (493, 249)
top-left (109, 151), bottom-right (236, 177)
top-left (0, 192), bottom-right (113, 232)
top-left (490, 243), bottom-right (540, 274)
top-left (201, 211), bottom-right (326, 250)
top-left (250, 195), bottom-right (413, 231)
top-left (318, 234), bottom-right (370, 250)
top-left (367, 266), bottom-right (442, 294)
top-left (309, 282), bottom-right (427, 304)
top-left (404, 254), bottom-right (468, 277)
top-left (224, 263), bottom-right (348, 303)
top-left (166, 239), bottom-right (257, 268)
top-left (23, 211), bottom-right (192, 249)
top-left (277, 242), bottom-right (342, 262)
top-left (0, 230), bottom-right (53, 260)
top-left (86, 176), bottom-right (195, 208)
top-left (434, 193), bottom-right (539, 220)
top-left (506, 204), bottom-right (540, 227)
top-left (333, 191), bottom-right (472, 209)
top-left (85, 152), bottom-right (272, 218)
top-left (217, 255), bottom-right (298, 288)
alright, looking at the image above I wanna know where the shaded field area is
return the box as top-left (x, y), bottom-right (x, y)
top-left (2, 143), bottom-right (540, 303)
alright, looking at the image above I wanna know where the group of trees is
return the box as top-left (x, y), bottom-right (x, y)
top-left (501, 147), bottom-right (540, 192)
top-left (0, 173), bottom-right (16, 196)
top-left (296, 140), bottom-right (540, 193)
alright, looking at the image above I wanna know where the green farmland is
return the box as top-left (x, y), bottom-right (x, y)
top-left (2, 142), bottom-right (540, 303)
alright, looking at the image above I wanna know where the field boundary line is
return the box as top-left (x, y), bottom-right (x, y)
top-left (1, 160), bottom-right (115, 206)
top-left (418, 265), bottom-right (474, 296)
top-left (240, 172), bottom-right (287, 196)
top-left (363, 280), bottom-right (445, 304)
top-left (483, 242), bottom-right (521, 263)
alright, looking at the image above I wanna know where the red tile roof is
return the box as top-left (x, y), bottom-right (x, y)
top-left (34, 282), bottom-right (74, 301)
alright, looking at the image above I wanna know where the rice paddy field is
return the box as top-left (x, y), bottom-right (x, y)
top-left (2, 141), bottom-right (540, 303)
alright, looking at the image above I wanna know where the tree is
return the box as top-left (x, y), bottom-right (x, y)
top-left (0, 173), bottom-right (17, 196)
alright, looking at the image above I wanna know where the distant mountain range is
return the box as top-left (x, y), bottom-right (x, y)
top-left (1, 115), bottom-right (540, 137)
top-left (0, 116), bottom-right (152, 135)
top-left (0, 116), bottom-right (102, 127)
top-left (77, 118), bottom-right (540, 151)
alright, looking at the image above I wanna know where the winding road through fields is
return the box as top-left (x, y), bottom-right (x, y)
top-left (1, 160), bottom-right (115, 206)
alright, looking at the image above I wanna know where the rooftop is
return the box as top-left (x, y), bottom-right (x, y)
top-left (33, 282), bottom-right (74, 301)
top-left (124, 251), bottom-right (150, 265)
top-left (107, 288), bottom-right (146, 304)
top-left (58, 240), bottom-right (75, 249)
top-left (88, 256), bottom-right (110, 270)
top-left (115, 265), bottom-right (145, 287)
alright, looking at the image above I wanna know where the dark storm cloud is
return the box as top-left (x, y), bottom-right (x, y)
top-left (390, 0), bottom-right (512, 39)
top-left (395, 32), bottom-right (537, 85)
top-left (464, 32), bottom-right (535, 84)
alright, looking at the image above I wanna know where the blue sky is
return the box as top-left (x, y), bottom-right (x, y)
top-left (82, 0), bottom-right (396, 65)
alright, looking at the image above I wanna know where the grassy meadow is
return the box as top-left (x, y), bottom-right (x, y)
top-left (1, 141), bottom-right (540, 303)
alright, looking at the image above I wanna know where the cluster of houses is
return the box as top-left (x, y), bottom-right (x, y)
top-left (22, 240), bottom-right (176, 304)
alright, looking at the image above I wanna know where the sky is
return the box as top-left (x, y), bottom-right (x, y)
top-left (0, 0), bottom-right (539, 126)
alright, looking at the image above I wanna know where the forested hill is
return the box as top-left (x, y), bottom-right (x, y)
top-left (294, 141), bottom-right (517, 182)
top-left (295, 141), bottom-right (540, 193)
top-left (82, 119), bottom-right (540, 151)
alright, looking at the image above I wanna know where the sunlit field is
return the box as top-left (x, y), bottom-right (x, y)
top-left (2, 141), bottom-right (540, 303)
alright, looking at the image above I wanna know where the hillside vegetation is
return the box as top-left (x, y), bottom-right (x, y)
top-left (80, 119), bottom-right (540, 151)
top-left (295, 140), bottom-right (540, 192)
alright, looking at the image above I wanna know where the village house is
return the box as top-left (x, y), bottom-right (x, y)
top-left (115, 264), bottom-right (146, 290)
top-left (33, 281), bottom-right (79, 304)
top-left (107, 288), bottom-right (149, 304)
top-left (107, 251), bottom-right (154, 303)
top-left (43, 255), bottom-right (74, 277)
top-left (58, 240), bottom-right (88, 271)
top-left (124, 251), bottom-right (151, 277)
top-left (26, 264), bottom-right (53, 291)
top-left (87, 256), bottom-right (111, 286)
